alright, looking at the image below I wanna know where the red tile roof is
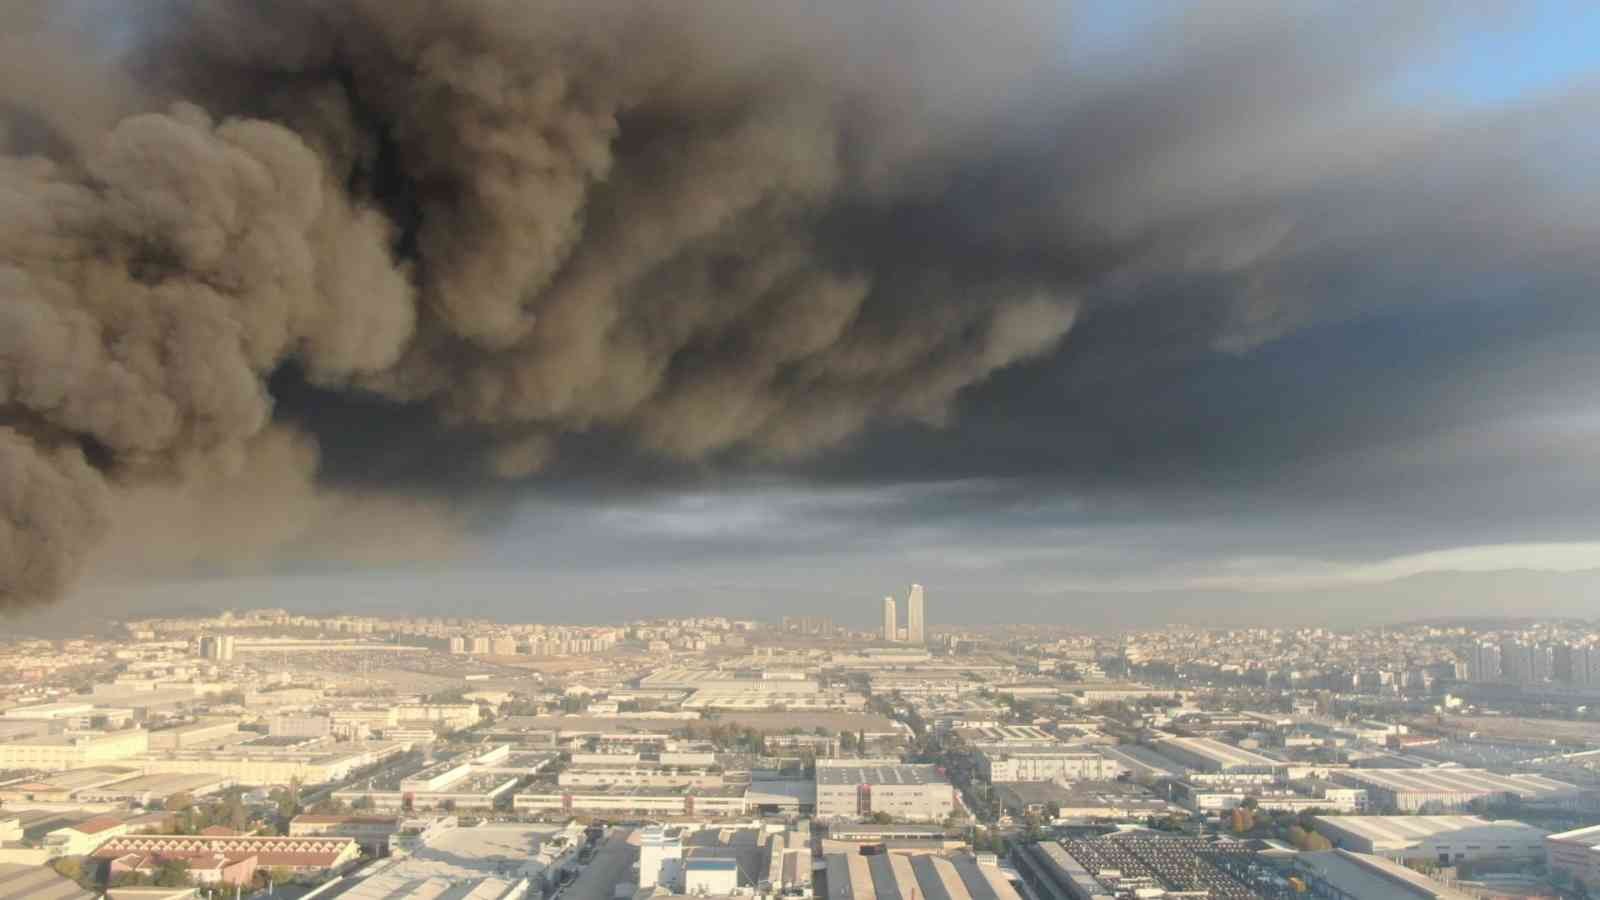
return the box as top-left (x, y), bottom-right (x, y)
top-left (95, 834), bottom-right (358, 869)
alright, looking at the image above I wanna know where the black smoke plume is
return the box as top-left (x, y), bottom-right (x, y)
top-left (2, 1), bottom-right (1591, 608)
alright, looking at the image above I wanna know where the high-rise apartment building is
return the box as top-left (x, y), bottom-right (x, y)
top-left (198, 635), bottom-right (235, 662)
top-left (907, 584), bottom-right (926, 644)
top-left (882, 597), bottom-right (897, 642)
top-left (1467, 643), bottom-right (1501, 683)
top-left (1580, 645), bottom-right (1600, 687)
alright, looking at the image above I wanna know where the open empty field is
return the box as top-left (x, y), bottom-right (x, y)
top-left (1410, 715), bottom-right (1600, 746)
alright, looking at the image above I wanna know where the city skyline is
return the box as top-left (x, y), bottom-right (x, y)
top-left (0, 601), bottom-right (1593, 898)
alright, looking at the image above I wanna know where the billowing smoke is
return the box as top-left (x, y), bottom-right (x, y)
top-left (5, 1), bottom-right (1591, 610)
top-left (0, 0), bottom-right (1078, 607)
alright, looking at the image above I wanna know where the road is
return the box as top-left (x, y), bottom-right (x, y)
top-left (558, 827), bottom-right (636, 900)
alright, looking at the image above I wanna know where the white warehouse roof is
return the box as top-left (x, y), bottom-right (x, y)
top-left (1337, 768), bottom-right (1578, 799)
top-left (1314, 815), bottom-right (1547, 852)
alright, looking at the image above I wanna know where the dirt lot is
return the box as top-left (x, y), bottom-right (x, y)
top-left (1409, 714), bottom-right (1600, 746)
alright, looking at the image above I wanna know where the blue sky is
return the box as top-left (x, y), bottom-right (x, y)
top-left (1070, 2), bottom-right (1600, 108)
top-left (1397, 2), bottom-right (1600, 106)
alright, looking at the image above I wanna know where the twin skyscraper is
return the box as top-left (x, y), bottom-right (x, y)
top-left (881, 584), bottom-right (926, 644)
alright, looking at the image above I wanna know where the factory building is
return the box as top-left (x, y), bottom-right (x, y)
top-left (1312, 815), bottom-right (1547, 865)
top-left (513, 784), bottom-right (749, 818)
top-left (824, 849), bottom-right (1020, 900)
top-left (1331, 768), bottom-right (1581, 813)
top-left (0, 729), bottom-right (149, 771)
top-left (1547, 824), bottom-right (1600, 891)
top-left (333, 747), bottom-right (522, 811)
top-left (1149, 736), bottom-right (1286, 776)
top-left (138, 740), bottom-right (403, 786)
top-left (960, 725), bottom-right (1069, 749)
top-left (815, 763), bottom-right (955, 823)
top-left (147, 718), bottom-right (239, 750)
top-left (1294, 849), bottom-right (1475, 899)
top-left (94, 833), bottom-right (359, 885)
top-left (289, 814), bottom-right (401, 853)
top-left (979, 750), bottom-right (1123, 784)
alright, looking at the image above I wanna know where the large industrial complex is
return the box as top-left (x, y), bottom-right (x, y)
top-left (0, 598), bottom-right (1586, 899)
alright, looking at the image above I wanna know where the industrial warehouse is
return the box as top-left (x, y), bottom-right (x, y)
top-left (814, 763), bottom-right (955, 823)
top-left (824, 847), bottom-right (1022, 900)
top-left (1148, 737), bottom-right (1288, 776)
top-left (1311, 815), bottom-right (1549, 864)
top-left (1330, 768), bottom-right (1582, 812)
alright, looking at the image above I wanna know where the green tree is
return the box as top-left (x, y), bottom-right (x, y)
top-left (152, 858), bottom-right (191, 887)
top-left (273, 777), bottom-right (304, 819)
top-left (50, 856), bottom-right (86, 886)
top-left (309, 797), bottom-right (349, 816)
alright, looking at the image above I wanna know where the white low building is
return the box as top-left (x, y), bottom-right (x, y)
top-left (1313, 815), bottom-right (1548, 865)
top-left (1332, 768), bottom-right (1581, 813)
top-left (979, 750), bottom-right (1123, 783)
top-left (815, 763), bottom-right (954, 823)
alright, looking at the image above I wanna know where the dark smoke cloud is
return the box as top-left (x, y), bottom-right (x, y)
top-left (1, 1), bottom-right (1593, 610)
top-left (0, 0), bottom-right (1077, 606)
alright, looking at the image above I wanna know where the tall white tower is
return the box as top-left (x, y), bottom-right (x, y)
top-left (882, 596), bottom-right (898, 642)
top-left (907, 584), bottom-right (925, 644)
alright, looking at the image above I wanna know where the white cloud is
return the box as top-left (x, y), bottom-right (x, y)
top-left (1188, 541), bottom-right (1600, 592)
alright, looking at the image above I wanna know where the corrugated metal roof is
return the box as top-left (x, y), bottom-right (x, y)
top-left (0, 863), bottom-right (96, 900)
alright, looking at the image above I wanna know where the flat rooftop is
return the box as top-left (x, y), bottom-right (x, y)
top-left (521, 783), bottom-right (747, 798)
top-left (1155, 736), bottom-right (1283, 769)
top-left (817, 765), bottom-right (949, 787)
top-left (328, 823), bottom-right (556, 900)
top-left (142, 742), bottom-right (399, 763)
top-left (83, 772), bottom-right (229, 795)
top-left (342, 755), bottom-right (462, 792)
top-left (1315, 815), bottom-right (1547, 850)
top-left (1297, 849), bottom-right (1475, 899)
top-left (495, 752), bottom-right (556, 769)
top-left (1337, 768), bottom-right (1579, 797)
top-left (1098, 745), bottom-right (1185, 776)
top-left (427, 773), bottom-right (517, 795)
top-left (960, 726), bottom-right (1060, 745)
top-left (0, 766), bottom-right (138, 791)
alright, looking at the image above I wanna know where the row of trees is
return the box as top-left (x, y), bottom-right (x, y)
top-left (53, 855), bottom-right (191, 890)
top-left (1227, 801), bottom-right (1334, 849)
